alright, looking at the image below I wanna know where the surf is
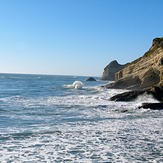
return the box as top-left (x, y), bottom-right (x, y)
top-left (63, 81), bottom-right (84, 89)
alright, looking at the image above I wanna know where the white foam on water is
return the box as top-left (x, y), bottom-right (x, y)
top-left (0, 87), bottom-right (163, 162)
top-left (63, 80), bottom-right (84, 89)
top-left (0, 115), bottom-right (163, 162)
top-left (135, 93), bottom-right (159, 104)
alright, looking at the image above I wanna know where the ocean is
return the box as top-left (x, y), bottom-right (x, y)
top-left (0, 73), bottom-right (163, 162)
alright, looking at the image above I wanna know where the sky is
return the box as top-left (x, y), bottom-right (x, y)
top-left (0, 0), bottom-right (163, 76)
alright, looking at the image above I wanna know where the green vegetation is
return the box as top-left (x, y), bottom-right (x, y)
top-left (160, 37), bottom-right (163, 41)
top-left (143, 49), bottom-right (155, 58)
top-left (129, 57), bottom-right (142, 65)
top-left (143, 37), bottom-right (163, 58)
top-left (128, 37), bottom-right (163, 66)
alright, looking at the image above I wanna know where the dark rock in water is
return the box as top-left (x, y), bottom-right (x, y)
top-left (110, 85), bottom-right (163, 102)
top-left (139, 103), bottom-right (163, 110)
top-left (149, 85), bottom-right (163, 101)
top-left (86, 77), bottom-right (96, 81)
top-left (110, 90), bottom-right (146, 101)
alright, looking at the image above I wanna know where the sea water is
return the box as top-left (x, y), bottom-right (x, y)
top-left (0, 74), bottom-right (163, 162)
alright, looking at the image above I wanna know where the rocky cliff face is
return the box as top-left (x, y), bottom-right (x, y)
top-left (107, 37), bottom-right (163, 90)
top-left (101, 60), bottom-right (128, 80)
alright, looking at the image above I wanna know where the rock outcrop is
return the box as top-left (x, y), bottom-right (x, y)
top-left (101, 60), bottom-right (128, 81)
top-left (86, 77), bottom-right (96, 81)
top-left (110, 85), bottom-right (163, 102)
top-left (138, 103), bottom-right (163, 110)
top-left (107, 37), bottom-right (163, 90)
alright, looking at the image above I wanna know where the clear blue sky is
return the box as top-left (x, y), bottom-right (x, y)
top-left (0, 0), bottom-right (163, 76)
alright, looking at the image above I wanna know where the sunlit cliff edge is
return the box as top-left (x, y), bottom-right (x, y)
top-left (102, 37), bottom-right (163, 102)
top-left (106, 37), bottom-right (163, 90)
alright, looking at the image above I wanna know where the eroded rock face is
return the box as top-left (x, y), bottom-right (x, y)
top-left (101, 60), bottom-right (128, 81)
top-left (141, 68), bottom-right (160, 88)
top-left (107, 76), bottom-right (141, 90)
top-left (107, 37), bottom-right (163, 89)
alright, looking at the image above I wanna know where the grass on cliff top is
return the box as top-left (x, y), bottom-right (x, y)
top-left (143, 49), bottom-right (155, 58)
top-left (129, 37), bottom-right (163, 65)
top-left (159, 37), bottom-right (163, 41)
top-left (128, 49), bottom-right (155, 65)
top-left (129, 49), bottom-right (154, 65)
top-left (129, 57), bottom-right (142, 65)
top-left (143, 38), bottom-right (163, 57)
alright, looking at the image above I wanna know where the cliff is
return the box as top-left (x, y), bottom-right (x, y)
top-left (107, 37), bottom-right (163, 90)
top-left (101, 60), bottom-right (128, 80)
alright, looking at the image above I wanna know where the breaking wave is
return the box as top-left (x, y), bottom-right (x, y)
top-left (63, 81), bottom-right (84, 89)
top-left (0, 74), bottom-right (163, 162)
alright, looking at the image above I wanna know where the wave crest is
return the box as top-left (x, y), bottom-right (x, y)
top-left (63, 81), bottom-right (84, 89)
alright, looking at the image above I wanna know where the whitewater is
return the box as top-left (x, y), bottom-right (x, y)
top-left (0, 74), bottom-right (163, 162)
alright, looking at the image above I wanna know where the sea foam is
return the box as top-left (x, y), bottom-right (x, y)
top-left (1, 74), bottom-right (163, 162)
top-left (63, 81), bottom-right (84, 89)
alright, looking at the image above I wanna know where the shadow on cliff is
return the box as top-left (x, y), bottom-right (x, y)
top-left (104, 37), bottom-right (163, 109)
